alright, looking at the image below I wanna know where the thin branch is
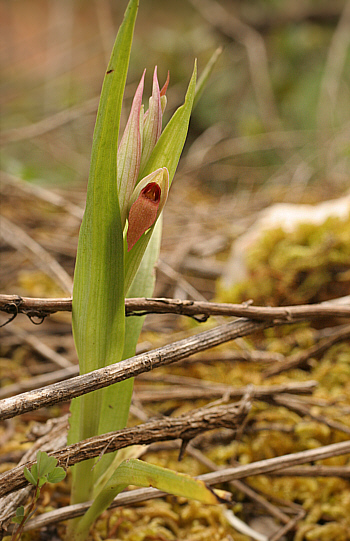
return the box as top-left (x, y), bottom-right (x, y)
top-left (269, 511), bottom-right (305, 541)
top-left (0, 400), bottom-right (250, 499)
top-left (0, 318), bottom-right (270, 421)
top-left (0, 365), bottom-right (79, 400)
top-left (0, 367), bottom-right (316, 401)
top-left (186, 444), bottom-right (291, 525)
top-left (1, 294), bottom-right (349, 321)
top-left (269, 465), bottom-right (350, 477)
top-left (198, 440), bottom-right (350, 483)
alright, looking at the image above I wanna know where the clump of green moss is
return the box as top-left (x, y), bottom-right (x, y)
top-left (218, 214), bottom-right (350, 306)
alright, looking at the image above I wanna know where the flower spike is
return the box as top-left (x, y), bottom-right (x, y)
top-left (117, 70), bottom-right (145, 226)
top-left (140, 67), bottom-right (163, 173)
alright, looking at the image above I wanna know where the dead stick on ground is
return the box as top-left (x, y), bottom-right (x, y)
top-left (1, 294), bottom-right (350, 320)
top-left (1, 171), bottom-right (84, 220)
top-left (0, 97), bottom-right (99, 145)
top-left (0, 318), bottom-right (271, 421)
top-left (0, 401), bottom-right (250, 498)
top-left (0, 366), bottom-right (79, 400)
top-left (134, 381), bottom-right (317, 403)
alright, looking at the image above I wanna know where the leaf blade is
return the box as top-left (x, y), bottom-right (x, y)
top-left (68, 0), bottom-right (139, 511)
top-left (93, 218), bottom-right (163, 488)
top-left (77, 458), bottom-right (223, 541)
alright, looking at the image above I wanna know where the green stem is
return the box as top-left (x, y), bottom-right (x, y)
top-left (12, 483), bottom-right (40, 541)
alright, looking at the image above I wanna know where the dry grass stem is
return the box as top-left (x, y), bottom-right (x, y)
top-left (1, 294), bottom-right (350, 321)
top-left (0, 318), bottom-right (271, 421)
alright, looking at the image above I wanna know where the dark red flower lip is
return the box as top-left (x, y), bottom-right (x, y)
top-left (126, 167), bottom-right (169, 252)
top-left (126, 184), bottom-right (161, 251)
top-left (141, 182), bottom-right (161, 202)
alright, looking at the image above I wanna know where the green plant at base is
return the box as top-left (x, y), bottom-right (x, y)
top-left (66, 1), bottom-right (222, 540)
top-left (12, 451), bottom-right (66, 541)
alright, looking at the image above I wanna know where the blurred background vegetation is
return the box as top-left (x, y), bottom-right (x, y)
top-left (1, 0), bottom-right (349, 197)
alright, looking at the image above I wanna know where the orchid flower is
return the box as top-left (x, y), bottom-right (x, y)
top-left (117, 67), bottom-right (170, 251)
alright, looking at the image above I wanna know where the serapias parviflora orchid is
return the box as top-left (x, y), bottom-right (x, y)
top-left (117, 67), bottom-right (170, 251)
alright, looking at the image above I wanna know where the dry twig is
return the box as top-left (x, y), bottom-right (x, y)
top-left (0, 318), bottom-right (270, 421)
top-left (135, 381), bottom-right (317, 403)
top-left (0, 97), bottom-right (99, 145)
top-left (1, 294), bottom-right (349, 321)
top-left (271, 394), bottom-right (350, 435)
top-left (0, 400), bottom-right (250, 499)
top-left (1, 171), bottom-right (84, 220)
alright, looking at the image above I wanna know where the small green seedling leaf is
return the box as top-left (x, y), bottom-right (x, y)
top-left (47, 467), bottom-right (66, 484)
top-left (12, 506), bottom-right (25, 524)
top-left (38, 476), bottom-right (48, 488)
top-left (36, 450), bottom-right (57, 477)
top-left (23, 466), bottom-right (37, 486)
top-left (24, 452), bottom-right (64, 488)
top-left (30, 463), bottom-right (38, 481)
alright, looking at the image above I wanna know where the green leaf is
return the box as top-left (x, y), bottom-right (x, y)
top-left (47, 467), bottom-right (66, 484)
top-left (24, 466), bottom-right (37, 486)
top-left (12, 516), bottom-right (24, 524)
top-left (38, 476), bottom-right (47, 488)
top-left (67, 1), bottom-right (140, 519)
top-left (16, 506), bottom-right (25, 516)
top-left (193, 47), bottom-right (222, 109)
top-left (93, 218), bottom-right (163, 491)
top-left (12, 506), bottom-right (25, 523)
top-left (75, 458), bottom-right (221, 540)
top-left (36, 450), bottom-right (57, 477)
top-left (68, 0), bottom-right (139, 508)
